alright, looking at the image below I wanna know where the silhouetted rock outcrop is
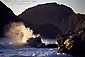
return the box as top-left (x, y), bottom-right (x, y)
top-left (45, 44), bottom-right (58, 48)
top-left (19, 2), bottom-right (85, 35)
top-left (19, 3), bottom-right (74, 34)
top-left (27, 37), bottom-right (45, 48)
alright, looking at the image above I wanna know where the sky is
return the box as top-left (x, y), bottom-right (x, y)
top-left (1, 0), bottom-right (85, 15)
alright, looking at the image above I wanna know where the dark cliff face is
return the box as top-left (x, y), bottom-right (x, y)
top-left (0, 1), bottom-right (22, 24)
top-left (0, 1), bottom-right (22, 37)
top-left (18, 3), bottom-right (85, 35)
top-left (19, 3), bottom-right (74, 25)
top-left (18, 3), bottom-right (75, 34)
top-left (68, 14), bottom-right (85, 32)
top-left (32, 24), bottom-right (62, 36)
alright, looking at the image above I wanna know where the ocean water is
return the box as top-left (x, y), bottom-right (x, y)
top-left (0, 38), bottom-right (72, 57)
top-left (0, 48), bottom-right (72, 57)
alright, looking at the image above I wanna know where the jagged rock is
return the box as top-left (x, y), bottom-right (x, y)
top-left (57, 29), bottom-right (85, 57)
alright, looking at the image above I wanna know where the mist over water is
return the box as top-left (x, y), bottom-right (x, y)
top-left (41, 38), bottom-right (58, 45)
top-left (0, 38), bottom-right (22, 44)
